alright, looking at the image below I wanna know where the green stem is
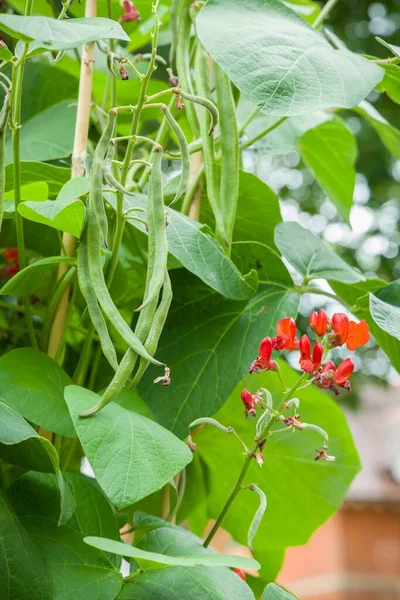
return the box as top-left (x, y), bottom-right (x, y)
top-left (203, 373), bottom-right (306, 548)
top-left (240, 116), bottom-right (287, 150)
top-left (312, 0), bottom-right (340, 28)
top-left (238, 106), bottom-right (259, 136)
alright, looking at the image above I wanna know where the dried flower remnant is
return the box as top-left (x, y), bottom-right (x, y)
top-left (187, 435), bottom-right (196, 453)
top-left (315, 444), bottom-right (336, 462)
top-left (154, 366), bottom-right (171, 386)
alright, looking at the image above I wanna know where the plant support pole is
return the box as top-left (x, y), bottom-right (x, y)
top-left (47, 0), bottom-right (97, 359)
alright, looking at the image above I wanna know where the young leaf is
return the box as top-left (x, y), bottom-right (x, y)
top-left (196, 0), bottom-right (383, 116)
top-left (7, 472), bottom-right (123, 600)
top-left (354, 101), bottom-right (400, 159)
top-left (376, 63), bottom-right (400, 104)
top-left (138, 271), bottom-right (299, 438)
top-left (231, 241), bottom-right (293, 286)
top-left (84, 536), bottom-right (260, 570)
top-left (64, 386), bottom-right (193, 508)
top-left (275, 222), bottom-right (364, 283)
top-left (57, 176), bottom-right (90, 201)
top-left (18, 197), bottom-right (85, 238)
top-left (0, 348), bottom-right (75, 437)
top-left (298, 118), bottom-right (357, 220)
top-left (5, 161), bottom-right (70, 197)
top-left (108, 193), bottom-right (258, 300)
top-left (370, 287), bottom-right (400, 341)
top-left (0, 15), bottom-right (129, 53)
top-left (262, 583), bottom-right (297, 599)
top-left (247, 485), bottom-right (267, 553)
top-left (0, 490), bottom-right (53, 600)
top-left (0, 256), bottom-right (76, 296)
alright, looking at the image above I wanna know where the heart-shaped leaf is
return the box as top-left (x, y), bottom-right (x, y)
top-left (18, 197), bottom-right (85, 237)
top-left (196, 0), bottom-right (383, 116)
top-left (64, 385), bottom-right (193, 508)
top-left (5, 161), bottom-right (70, 197)
top-left (0, 256), bottom-right (75, 296)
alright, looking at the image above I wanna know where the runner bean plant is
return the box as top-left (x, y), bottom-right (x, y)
top-left (0, 0), bottom-right (399, 598)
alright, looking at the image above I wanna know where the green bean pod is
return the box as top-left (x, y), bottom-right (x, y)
top-left (103, 144), bottom-right (135, 196)
top-left (214, 63), bottom-right (239, 249)
top-left (175, 0), bottom-right (200, 139)
top-left (169, 0), bottom-right (183, 66)
top-left (136, 146), bottom-right (168, 311)
top-left (194, 43), bottom-right (227, 245)
top-left (160, 104), bottom-right (190, 205)
top-left (77, 237), bottom-right (119, 372)
top-left (0, 89), bottom-right (10, 233)
top-left (178, 89), bottom-right (219, 135)
top-left (90, 109), bottom-right (117, 245)
top-left (130, 270), bottom-right (172, 388)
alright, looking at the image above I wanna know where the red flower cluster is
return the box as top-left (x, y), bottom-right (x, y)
top-left (249, 310), bottom-right (369, 395)
top-left (2, 248), bottom-right (19, 279)
top-left (120, 0), bottom-right (141, 23)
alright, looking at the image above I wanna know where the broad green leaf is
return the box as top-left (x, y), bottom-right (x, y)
top-left (3, 182), bottom-right (49, 218)
top-left (0, 348), bottom-right (75, 437)
top-left (196, 0), bottom-right (383, 117)
top-left (118, 567), bottom-right (255, 600)
top-left (262, 583), bottom-right (297, 599)
top-left (298, 118), bottom-right (357, 219)
top-left (18, 197), bottom-right (85, 238)
top-left (231, 241), bottom-right (293, 285)
top-left (6, 101), bottom-right (76, 163)
top-left (370, 284), bottom-right (400, 341)
top-left (275, 222), bottom-right (364, 283)
top-left (354, 101), bottom-right (400, 159)
top-left (57, 177), bottom-right (91, 201)
top-left (5, 162), bottom-right (70, 198)
top-left (376, 63), bottom-right (400, 104)
top-left (0, 256), bottom-right (75, 296)
top-left (108, 193), bottom-right (258, 300)
top-left (191, 361), bottom-right (359, 576)
top-left (238, 98), bottom-right (331, 155)
top-left (85, 536), bottom-right (260, 570)
top-left (0, 401), bottom-right (59, 473)
top-left (0, 43), bottom-right (12, 61)
top-left (0, 490), bottom-right (53, 600)
top-left (375, 37), bottom-right (400, 57)
top-left (7, 472), bottom-right (123, 600)
top-left (0, 15), bottom-right (129, 53)
top-left (64, 385), bottom-right (193, 508)
top-left (201, 170), bottom-right (282, 249)
top-left (138, 271), bottom-right (300, 437)
top-left (282, 0), bottom-right (320, 23)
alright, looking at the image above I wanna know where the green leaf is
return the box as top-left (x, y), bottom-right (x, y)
top-left (0, 256), bottom-right (75, 296)
top-left (370, 283), bottom-right (400, 341)
top-left (5, 161), bottom-right (70, 198)
top-left (275, 222), bottom-right (364, 283)
top-left (57, 176), bottom-right (91, 201)
top-left (0, 43), bottom-right (12, 61)
top-left (118, 567), bottom-right (255, 600)
top-left (0, 401), bottom-right (59, 473)
top-left (354, 101), bottom-right (400, 159)
top-left (262, 583), bottom-right (297, 599)
top-left (376, 63), bottom-right (400, 104)
top-left (3, 182), bottom-right (49, 218)
top-left (138, 271), bottom-right (299, 437)
top-left (18, 197), bottom-right (85, 238)
top-left (282, 0), bottom-right (320, 23)
top-left (298, 118), bottom-right (357, 219)
top-left (6, 101), bottom-right (76, 163)
top-left (108, 193), bottom-right (258, 300)
top-left (85, 536), bottom-right (260, 570)
top-left (7, 472), bottom-right (123, 600)
top-left (64, 385), bottom-right (193, 508)
top-left (0, 348), bottom-right (75, 437)
top-left (375, 37), bottom-right (400, 57)
top-left (0, 490), bottom-right (53, 600)
top-left (191, 361), bottom-right (359, 571)
top-left (231, 241), bottom-right (293, 285)
top-left (196, 0), bottom-right (383, 117)
top-left (0, 15), bottom-right (129, 53)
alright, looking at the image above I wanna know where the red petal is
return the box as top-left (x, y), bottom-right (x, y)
top-left (3, 247), bottom-right (18, 263)
top-left (334, 358), bottom-right (354, 385)
top-left (233, 569), bottom-right (247, 581)
top-left (316, 309), bottom-right (329, 336)
top-left (299, 334), bottom-right (311, 361)
top-left (332, 313), bottom-right (349, 345)
top-left (259, 337), bottom-right (273, 363)
top-left (300, 359), bottom-right (315, 373)
top-left (276, 317), bottom-right (297, 350)
top-left (322, 360), bottom-right (336, 373)
top-left (346, 320), bottom-right (370, 351)
top-left (240, 389), bottom-right (255, 409)
top-left (312, 342), bottom-right (323, 367)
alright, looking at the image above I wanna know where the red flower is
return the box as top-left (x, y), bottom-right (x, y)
top-left (272, 317), bottom-right (298, 351)
top-left (309, 308), bottom-right (330, 336)
top-left (314, 358), bottom-right (354, 394)
top-left (333, 357), bottom-right (354, 387)
top-left (249, 337), bottom-right (277, 373)
top-left (3, 248), bottom-right (18, 263)
top-left (120, 0), bottom-right (141, 22)
top-left (331, 313), bottom-right (369, 350)
top-left (233, 569), bottom-right (246, 581)
top-left (241, 389), bottom-right (256, 418)
top-left (299, 335), bottom-right (323, 373)
top-left (2, 263), bottom-right (19, 279)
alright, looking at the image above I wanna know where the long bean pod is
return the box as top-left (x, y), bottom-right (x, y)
top-left (169, 0), bottom-right (183, 66)
top-left (136, 145), bottom-right (168, 311)
top-left (175, 0), bottom-right (200, 139)
top-left (214, 63), bottom-right (239, 250)
top-left (160, 104), bottom-right (190, 205)
top-left (77, 238), bottom-right (119, 371)
top-left (103, 143), bottom-right (135, 196)
top-left (194, 43), bottom-right (227, 245)
top-left (0, 89), bottom-right (10, 233)
top-left (178, 89), bottom-right (219, 135)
